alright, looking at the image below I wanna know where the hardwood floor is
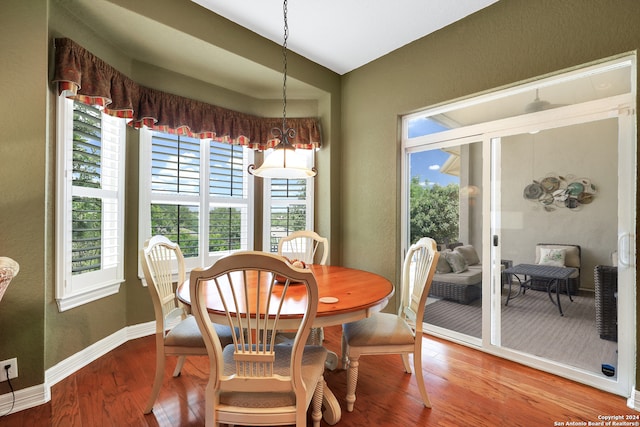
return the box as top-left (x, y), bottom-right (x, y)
top-left (1, 325), bottom-right (634, 426)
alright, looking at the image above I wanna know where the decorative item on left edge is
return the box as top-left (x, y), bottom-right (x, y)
top-left (0, 257), bottom-right (19, 302)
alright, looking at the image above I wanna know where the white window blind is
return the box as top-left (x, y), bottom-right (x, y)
top-left (262, 150), bottom-right (315, 254)
top-left (56, 98), bottom-right (126, 311)
top-left (139, 130), bottom-right (254, 274)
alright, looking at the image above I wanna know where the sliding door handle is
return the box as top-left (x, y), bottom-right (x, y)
top-left (618, 232), bottom-right (633, 268)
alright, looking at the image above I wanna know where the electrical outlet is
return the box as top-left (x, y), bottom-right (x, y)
top-left (0, 358), bottom-right (17, 381)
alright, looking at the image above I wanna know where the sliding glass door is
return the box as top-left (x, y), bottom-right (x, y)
top-left (489, 114), bottom-right (634, 395)
top-left (402, 54), bottom-right (636, 397)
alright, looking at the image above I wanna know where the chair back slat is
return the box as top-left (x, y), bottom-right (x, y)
top-left (400, 237), bottom-right (439, 332)
top-left (190, 251), bottom-right (319, 391)
top-left (141, 236), bottom-right (187, 333)
top-left (278, 230), bottom-right (329, 265)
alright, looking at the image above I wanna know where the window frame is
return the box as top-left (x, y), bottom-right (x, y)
top-left (262, 149), bottom-right (316, 254)
top-left (138, 128), bottom-right (255, 280)
top-left (55, 96), bottom-right (126, 312)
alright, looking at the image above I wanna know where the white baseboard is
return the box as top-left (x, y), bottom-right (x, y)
top-left (0, 321), bottom-right (156, 416)
top-left (0, 384), bottom-right (49, 416)
top-left (628, 388), bottom-right (640, 411)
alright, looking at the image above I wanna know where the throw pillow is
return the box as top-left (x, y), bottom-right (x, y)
top-left (436, 250), bottom-right (452, 273)
top-left (538, 248), bottom-right (566, 267)
top-left (445, 251), bottom-right (468, 273)
top-left (454, 245), bottom-right (480, 266)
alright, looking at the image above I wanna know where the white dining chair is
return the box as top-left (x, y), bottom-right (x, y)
top-left (140, 235), bottom-right (233, 414)
top-left (341, 237), bottom-right (440, 411)
top-left (278, 230), bottom-right (330, 357)
top-left (277, 230), bottom-right (329, 266)
top-left (189, 251), bottom-right (327, 427)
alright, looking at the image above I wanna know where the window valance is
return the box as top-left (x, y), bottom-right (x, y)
top-left (52, 38), bottom-right (321, 150)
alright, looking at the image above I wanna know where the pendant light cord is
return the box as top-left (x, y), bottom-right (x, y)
top-left (247, 0), bottom-right (316, 177)
top-left (281, 0), bottom-right (289, 133)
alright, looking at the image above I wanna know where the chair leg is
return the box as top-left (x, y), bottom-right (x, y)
top-left (144, 351), bottom-right (166, 414)
top-left (310, 375), bottom-right (324, 427)
top-left (173, 355), bottom-right (187, 377)
top-left (341, 333), bottom-right (349, 369)
top-left (401, 353), bottom-right (412, 373)
top-left (205, 382), bottom-right (216, 427)
top-left (345, 356), bottom-right (359, 412)
top-left (413, 346), bottom-right (432, 408)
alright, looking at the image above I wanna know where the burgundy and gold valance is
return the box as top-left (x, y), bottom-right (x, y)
top-left (52, 38), bottom-right (321, 150)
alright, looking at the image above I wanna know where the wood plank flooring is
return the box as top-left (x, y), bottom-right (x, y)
top-left (1, 325), bottom-right (634, 426)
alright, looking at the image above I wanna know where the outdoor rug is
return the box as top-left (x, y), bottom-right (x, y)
top-left (424, 290), bottom-right (618, 376)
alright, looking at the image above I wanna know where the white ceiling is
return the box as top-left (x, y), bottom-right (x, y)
top-left (191, 0), bottom-right (499, 75)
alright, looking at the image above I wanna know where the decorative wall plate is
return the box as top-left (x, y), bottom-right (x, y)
top-left (523, 173), bottom-right (596, 212)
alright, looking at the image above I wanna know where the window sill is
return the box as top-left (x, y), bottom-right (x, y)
top-left (56, 282), bottom-right (121, 312)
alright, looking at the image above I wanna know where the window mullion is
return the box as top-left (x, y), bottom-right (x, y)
top-left (201, 138), bottom-right (210, 264)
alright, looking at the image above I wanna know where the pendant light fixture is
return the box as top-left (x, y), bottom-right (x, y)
top-left (248, 0), bottom-right (317, 179)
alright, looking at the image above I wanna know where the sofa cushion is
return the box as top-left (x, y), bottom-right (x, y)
top-left (444, 251), bottom-right (468, 273)
top-left (538, 247), bottom-right (566, 267)
top-left (454, 245), bottom-right (480, 266)
top-left (535, 244), bottom-right (580, 268)
top-left (433, 265), bottom-right (482, 286)
top-left (436, 249), bottom-right (452, 273)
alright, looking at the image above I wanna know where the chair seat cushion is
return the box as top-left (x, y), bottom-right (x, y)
top-left (343, 312), bottom-right (414, 347)
top-left (165, 316), bottom-right (234, 348)
top-left (219, 344), bottom-right (327, 408)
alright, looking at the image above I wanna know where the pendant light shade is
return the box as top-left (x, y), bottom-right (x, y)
top-left (248, 0), bottom-right (317, 179)
top-left (249, 144), bottom-right (317, 178)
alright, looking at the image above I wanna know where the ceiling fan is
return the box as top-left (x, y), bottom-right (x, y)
top-left (524, 89), bottom-right (567, 113)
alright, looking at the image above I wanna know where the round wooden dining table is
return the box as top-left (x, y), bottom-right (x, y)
top-left (176, 263), bottom-right (394, 425)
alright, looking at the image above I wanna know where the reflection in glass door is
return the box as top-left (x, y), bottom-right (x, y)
top-left (410, 140), bottom-right (483, 343)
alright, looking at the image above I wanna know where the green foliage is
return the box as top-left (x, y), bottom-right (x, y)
top-left (268, 204), bottom-right (307, 252)
top-left (270, 205), bottom-right (306, 231)
top-left (70, 102), bottom-right (103, 274)
top-left (150, 204), bottom-right (199, 257)
top-left (209, 207), bottom-right (242, 253)
top-left (150, 204), bottom-right (247, 257)
top-left (71, 196), bottom-right (102, 274)
top-left (72, 102), bottom-right (102, 188)
top-left (409, 176), bottom-right (459, 245)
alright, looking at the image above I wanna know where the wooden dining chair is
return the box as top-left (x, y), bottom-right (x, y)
top-left (341, 237), bottom-right (440, 412)
top-left (189, 251), bottom-right (328, 427)
top-left (278, 230), bottom-right (329, 266)
top-left (139, 235), bottom-right (233, 414)
top-left (277, 230), bottom-right (329, 346)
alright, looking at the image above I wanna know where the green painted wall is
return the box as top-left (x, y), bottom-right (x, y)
top-left (0, 0), bottom-right (48, 392)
